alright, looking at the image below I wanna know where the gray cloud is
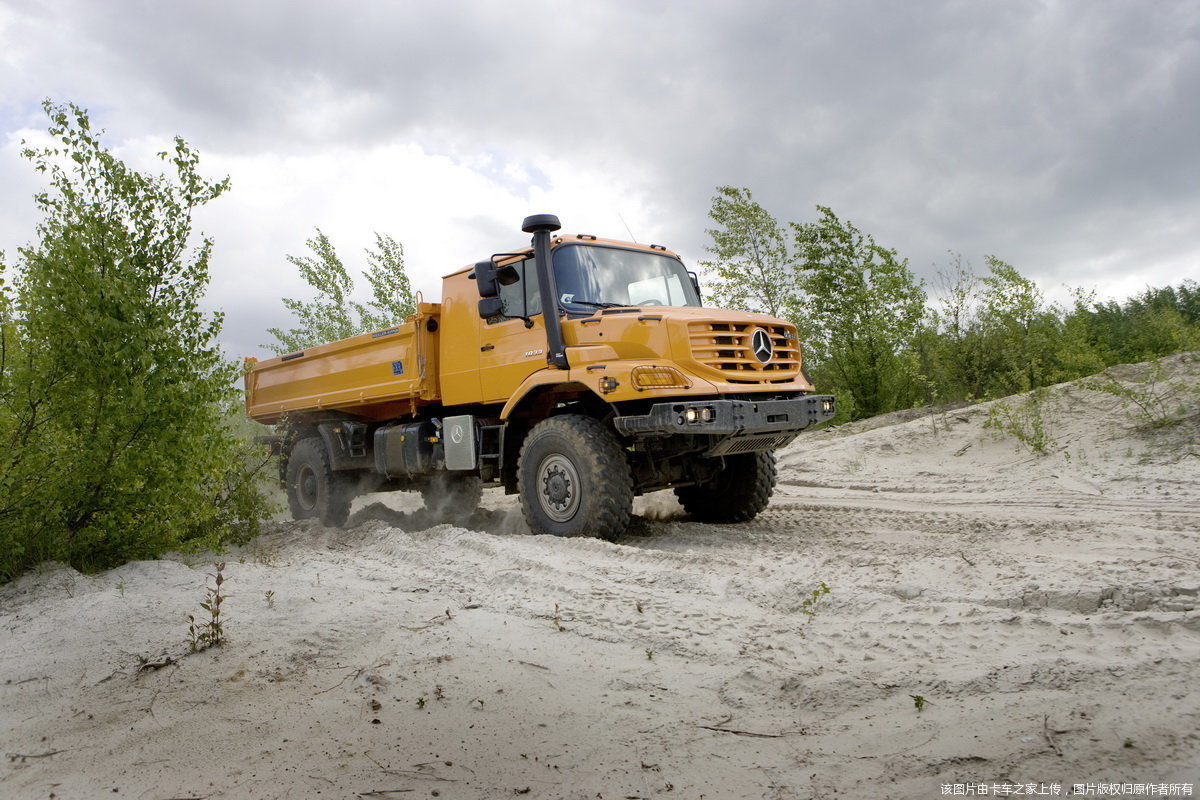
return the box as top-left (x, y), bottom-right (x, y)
top-left (2, 0), bottom-right (1198, 359)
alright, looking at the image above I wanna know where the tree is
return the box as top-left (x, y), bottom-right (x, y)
top-left (974, 256), bottom-right (1069, 395)
top-left (1070, 281), bottom-right (1200, 365)
top-left (700, 186), bottom-right (798, 316)
top-left (790, 206), bottom-right (927, 419)
top-left (361, 232), bottom-right (415, 329)
top-left (266, 229), bottom-right (415, 353)
top-left (919, 253), bottom-right (985, 402)
top-left (0, 101), bottom-right (268, 580)
top-left (920, 256), bottom-right (1104, 402)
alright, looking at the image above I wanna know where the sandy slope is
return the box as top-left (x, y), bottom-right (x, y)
top-left (3, 355), bottom-right (1199, 800)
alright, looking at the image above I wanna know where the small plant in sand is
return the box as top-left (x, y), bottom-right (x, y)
top-left (984, 388), bottom-right (1052, 455)
top-left (264, 589), bottom-right (275, 608)
top-left (926, 407), bottom-right (960, 439)
top-left (910, 694), bottom-right (927, 712)
top-left (551, 603), bottom-right (568, 632)
top-left (188, 562), bottom-right (228, 652)
top-left (799, 582), bottom-right (831, 621)
top-left (1083, 360), bottom-right (1191, 429)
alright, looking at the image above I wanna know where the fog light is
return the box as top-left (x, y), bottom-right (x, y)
top-left (701, 407), bottom-right (714, 422)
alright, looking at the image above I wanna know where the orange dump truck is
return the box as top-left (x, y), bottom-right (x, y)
top-left (245, 214), bottom-right (834, 538)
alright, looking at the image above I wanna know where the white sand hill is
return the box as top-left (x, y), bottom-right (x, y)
top-left (3, 354), bottom-right (1198, 799)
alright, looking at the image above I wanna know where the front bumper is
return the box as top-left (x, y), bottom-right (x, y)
top-left (613, 395), bottom-right (835, 456)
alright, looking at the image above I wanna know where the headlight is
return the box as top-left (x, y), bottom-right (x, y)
top-left (631, 365), bottom-right (692, 391)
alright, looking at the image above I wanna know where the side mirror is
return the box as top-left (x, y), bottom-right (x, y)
top-left (478, 296), bottom-right (504, 319)
top-left (688, 270), bottom-right (703, 303)
top-left (474, 261), bottom-right (499, 298)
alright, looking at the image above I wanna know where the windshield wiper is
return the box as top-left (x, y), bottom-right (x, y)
top-left (567, 300), bottom-right (632, 309)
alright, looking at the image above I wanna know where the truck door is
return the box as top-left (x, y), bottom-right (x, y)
top-left (477, 257), bottom-right (551, 404)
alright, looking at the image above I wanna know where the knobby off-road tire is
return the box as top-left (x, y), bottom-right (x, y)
top-left (420, 472), bottom-right (484, 522)
top-left (674, 450), bottom-right (777, 523)
top-left (518, 414), bottom-right (633, 540)
top-left (286, 437), bottom-right (354, 527)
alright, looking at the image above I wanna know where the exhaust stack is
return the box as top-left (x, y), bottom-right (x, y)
top-left (523, 213), bottom-right (567, 369)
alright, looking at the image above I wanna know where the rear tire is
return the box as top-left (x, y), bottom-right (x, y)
top-left (286, 437), bottom-right (354, 527)
top-left (674, 450), bottom-right (777, 523)
top-left (518, 415), bottom-right (633, 540)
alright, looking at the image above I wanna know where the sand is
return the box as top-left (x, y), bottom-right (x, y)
top-left (3, 354), bottom-right (1199, 799)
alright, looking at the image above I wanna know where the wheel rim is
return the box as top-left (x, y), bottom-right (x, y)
top-left (297, 464), bottom-right (319, 512)
top-left (537, 453), bottom-right (580, 523)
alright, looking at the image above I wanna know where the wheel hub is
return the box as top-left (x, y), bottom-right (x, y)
top-left (298, 466), bottom-right (319, 510)
top-left (546, 471), bottom-right (569, 504)
top-left (537, 454), bottom-right (580, 523)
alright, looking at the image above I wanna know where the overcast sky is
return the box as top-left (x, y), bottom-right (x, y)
top-left (2, 0), bottom-right (1198, 359)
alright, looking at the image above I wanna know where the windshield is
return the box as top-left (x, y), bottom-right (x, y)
top-left (550, 244), bottom-right (701, 311)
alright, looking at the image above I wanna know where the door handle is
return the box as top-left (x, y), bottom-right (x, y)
top-left (480, 344), bottom-right (495, 352)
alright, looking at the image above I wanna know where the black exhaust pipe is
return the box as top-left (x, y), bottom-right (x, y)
top-left (522, 213), bottom-right (568, 369)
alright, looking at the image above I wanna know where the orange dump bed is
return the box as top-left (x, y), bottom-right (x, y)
top-left (244, 303), bottom-right (441, 424)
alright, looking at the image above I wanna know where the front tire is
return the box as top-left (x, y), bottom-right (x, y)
top-left (286, 437), bottom-right (354, 527)
top-left (518, 415), bottom-right (633, 539)
top-left (674, 450), bottom-right (777, 523)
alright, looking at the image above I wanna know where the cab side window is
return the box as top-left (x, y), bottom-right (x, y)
top-left (498, 261), bottom-right (526, 319)
top-left (498, 258), bottom-right (541, 319)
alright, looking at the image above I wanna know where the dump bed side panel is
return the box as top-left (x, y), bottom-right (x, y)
top-left (245, 305), bottom-right (441, 424)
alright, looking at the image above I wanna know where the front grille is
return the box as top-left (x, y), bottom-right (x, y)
top-left (687, 321), bottom-right (801, 382)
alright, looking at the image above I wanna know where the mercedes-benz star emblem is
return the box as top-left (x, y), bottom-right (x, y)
top-left (751, 329), bottom-right (773, 363)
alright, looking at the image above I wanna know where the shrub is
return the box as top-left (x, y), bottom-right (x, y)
top-left (0, 102), bottom-right (270, 581)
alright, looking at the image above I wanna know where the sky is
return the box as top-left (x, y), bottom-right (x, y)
top-left (1, 0), bottom-right (1198, 360)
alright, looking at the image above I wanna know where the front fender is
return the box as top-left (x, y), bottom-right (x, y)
top-left (499, 357), bottom-right (721, 419)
